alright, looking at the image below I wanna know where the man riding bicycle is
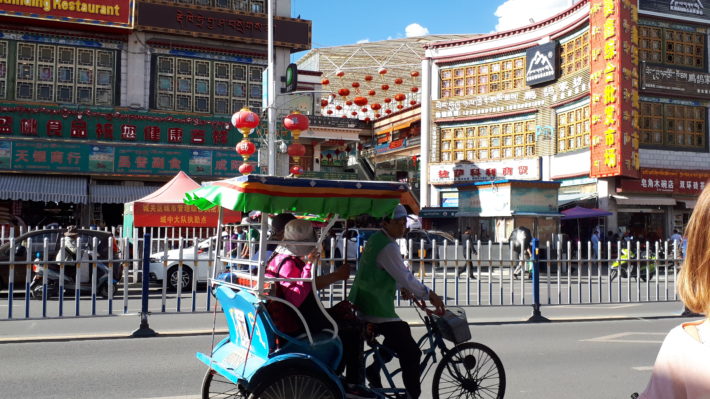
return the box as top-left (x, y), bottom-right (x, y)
top-left (349, 204), bottom-right (446, 399)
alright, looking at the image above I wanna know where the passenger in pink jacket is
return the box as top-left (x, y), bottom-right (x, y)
top-left (638, 184), bottom-right (710, 398)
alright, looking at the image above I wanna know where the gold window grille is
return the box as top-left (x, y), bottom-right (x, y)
top-left (439, 119), bottom-right (536, 161)
top-left (440, 56), bottom-right (525, 98)
top-left (556, 105), bottom-right (590, 153)
top-left (559, 31), bottom-right (589, 76)
top-left (14, 41), bottom-right (115, 106)
top-left (639, 25), bottom-right (705, 69)
top-left (155, 55), bottom-right (264, 114)
top-left (640, 102), bottom-right (705, 148)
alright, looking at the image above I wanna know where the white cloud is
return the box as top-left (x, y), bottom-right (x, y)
top-left (494, 0), bottom-right (571, 32)
top-left (356, 38), bottom-right (370, 44)
top-left (405, 23), bottom-right (430, 37)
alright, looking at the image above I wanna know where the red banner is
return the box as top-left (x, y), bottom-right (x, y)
top-left (134, 203), bottom-right (241, 227)
top-left (589, 0), bottom-right (640, 178)
top-left (0, 0), bottom-right (134, 29)
top-left (619, 168), bottom-right (710, 195)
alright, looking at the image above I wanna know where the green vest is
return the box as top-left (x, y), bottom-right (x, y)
top-left (348, 231), bottom-right (398, 319)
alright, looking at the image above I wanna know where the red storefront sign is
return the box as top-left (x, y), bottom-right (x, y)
top-left (133, 203), bottom-right (241, 227)
top-left (0, 0), bottom-right (134, 29)
top-left (589, 0), bottom-right (640, 178)
top-left (619, 168), bottom-right (710, 195)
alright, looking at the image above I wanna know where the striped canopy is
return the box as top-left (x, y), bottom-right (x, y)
top-left (184, 175), bottom-right (408, 219)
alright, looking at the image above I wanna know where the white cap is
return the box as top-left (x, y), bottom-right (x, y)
top-left (391, 204), bottom-right (408, 220)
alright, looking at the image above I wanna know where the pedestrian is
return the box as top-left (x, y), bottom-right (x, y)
top-left (349, 204), bottom-right (445, 399)
top-left (591, 228), bottom-right (600, 259)
top-left (509, 226), bottom-right (532, 278)
top-left (670, 229), bottom-right (683, 244)
top-left (635, 185), bottom-right (710, 398)
top-left (460, 226), bottom-right (477, 279)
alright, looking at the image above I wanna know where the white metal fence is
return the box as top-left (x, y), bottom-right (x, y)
top-left (0, 230), bottom-right (682, 321)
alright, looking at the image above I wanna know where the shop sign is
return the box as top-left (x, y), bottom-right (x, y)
top-left (0, 0), bottom-right (133, 29)
top-left (0, 104), bottom-right (244, 148)
top-left (433, 73), bottom-right (587, 120)
top-left (441, 191), bottom-right (459, 208)
top-left (0, 139), bottom-right (249, 177)
top-left (136, 3), bottom-right (310, 51)
top-left (588, 0), bottom-right (640, 178)
top-left (132, 202), bottom-right (241, 227)
top-left (428, 158), bottom-right (540, 185)
top-left (619, 168), bottom-right (710, 195)
top-left (375, 137), bottom-right (414, 154)
top-left (641, 63), bottom-right (710, 99)
top-left (640, 0), bottom-right (710, 19)
top-left (525, 41), bottom-right (558, 86)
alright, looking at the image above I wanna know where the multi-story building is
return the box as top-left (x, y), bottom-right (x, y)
top-left (0, 0), bottom-right (310, 228)
top-left (421, 0), bottom-right (710, 242)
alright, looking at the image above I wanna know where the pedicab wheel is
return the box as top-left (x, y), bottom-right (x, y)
top-left (202, 369), bottom-right (247, 398)
top-left (432, 342), bottom-right (506, 399)
top-left (247, 366), bottom-right (340, 399)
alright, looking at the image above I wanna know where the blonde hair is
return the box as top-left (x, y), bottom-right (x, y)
top-left (678, 183), bottom-right (710, 316)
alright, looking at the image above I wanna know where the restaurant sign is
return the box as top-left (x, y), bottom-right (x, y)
top-left (0, 139), bottom-right (252, 177)
top-left (619, 168), bottom-right (710, 195)
top-left (641, 63), bottom-right (710, 99)
top-left (0, 0), bottom-right (134, 29)
top-left (428, 158), bottom-right (540, 185)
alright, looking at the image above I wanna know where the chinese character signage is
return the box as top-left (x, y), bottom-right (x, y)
top-left (525, 41), bottom-right (558, 86)
top-left (641, 63), bottom-right (710, 99)
top-left (428, 159), bottom-right (540, 185)
top-left (0, 139), bottom-right (248, 177)
top-left (133, 202), bottom-right (241, 227)
top-left (619, 168), bottom-right (710, 194)
top-left (0, 0), bottom-right (134, 29)
top-left (589, 0), bottom-right (640, 178)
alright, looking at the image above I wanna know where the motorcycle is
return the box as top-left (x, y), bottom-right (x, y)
top-left (29, 249), bottom-right (119, 300)
top-left (610, 247), bottom-right (657, 282)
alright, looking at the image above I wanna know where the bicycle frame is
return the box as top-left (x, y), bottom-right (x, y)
top-left (364, 312), bottom-right (450, 397)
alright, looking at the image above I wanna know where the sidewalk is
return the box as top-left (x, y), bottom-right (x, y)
top-left (0, 301), bottom-right (689, 343)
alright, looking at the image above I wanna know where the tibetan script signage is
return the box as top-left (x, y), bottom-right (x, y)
top-left (640, 0), bottom-right (710, 20)
top-left (619, 168), bottom-right (710, 195)
top-left (135, 2), bottom-right (311, 51)
top-left (428, 159), bottom-right (541, 185)
top-left (641, 63), bottom-right (710, 99)
top-left (589, 0), bottom-right (640, 178)
top-left (0, 0), bottom-right (134, 29)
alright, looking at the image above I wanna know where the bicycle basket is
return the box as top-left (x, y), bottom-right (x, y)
top-left (435, 307), bottom-right (471, 344)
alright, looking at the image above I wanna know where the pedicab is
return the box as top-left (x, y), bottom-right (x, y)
top-left (185, 174), bottom-right (506, 399)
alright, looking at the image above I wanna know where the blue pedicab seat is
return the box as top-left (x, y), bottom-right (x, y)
top-left (196, 285), bottom-right (345, 395)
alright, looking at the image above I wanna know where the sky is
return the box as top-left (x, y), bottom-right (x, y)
top-left (290, 0), bottom-right (578, 56)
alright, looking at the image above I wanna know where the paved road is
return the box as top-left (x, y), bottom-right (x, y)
top-left (0, 301), bottom-right (697, 398)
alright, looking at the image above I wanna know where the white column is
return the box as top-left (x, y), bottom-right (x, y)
top-left (420, 57), bottom-right (432, 207)
top-left (126, 32), bottom-right (147, 108)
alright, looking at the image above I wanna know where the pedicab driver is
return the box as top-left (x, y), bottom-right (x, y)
top-left (349, 204), bottom-right (445, 399)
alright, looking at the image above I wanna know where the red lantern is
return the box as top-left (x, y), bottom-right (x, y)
top-left (411, 87), bottom-right (419, 93)
top-left (283, 111), bottom-right (309, 140)
top-left (287, 142), bottom-right (306, 163)
top-left (397, 104), bottom-right (404, 109)
top-left (381, 84), bottom-right (389, 91)
top-left (394, 93), bottom-right (406, 102)
top-left (364, 75), bottom-right (373, 82)
top-left (235, 139), bottom-right (256, 161)
top-left (385, 109), bottom-right (392, 114)
top-left (351, 111), bottom-right (358, 116)
top-left (320, 99), bottom-right (329, 107)
top-left (357, 143), bottom-right (363, 151)
top-left (231, 107), bottom-right (260, 136)
top-left (368, 90), bottom-right (376, 96)
top-left (351, 82), bottom-right (360, 89)
top-left (341, 115), bottom-right (347, 118)
top-left (364, 117), bottom-right (371, 122)
top-left (336, 105), bottom-right (343, 111)
top-left (410, 71), bottom-right (420, 78)
top-left (239, 163), bottom-right (254, 175)
top-left (321, 78), bottom-right (330, 85)
top-left (378, 67), bottom-right (388, 76)
top-left (374, 113), bottom-right (381, 118)
top-left (394, 78), bottom-right (403, 85)
top-left (353, 96), bottom-right (368, 107)
top-left (327, 110), bottom-right (334, 115)
top-left (384, 97), bottom-right (392, 104)
top-left (338, 88), bottom-right (350, 97)
top-left (370, 103), bottom-right (381, 111)
top-left (361, 108), bottom-right (368, 113)
top-left (409, 100), bottom-right (417, 106)
top-left (290, 165), bottom-right (303, 175)
top-left (336, 70), bottom-right (345, 78)
top-left (346, 100), bottom-right (353, 106)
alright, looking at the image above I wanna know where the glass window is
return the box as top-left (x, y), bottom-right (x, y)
top-left (440, 55), bottom-right (526, 98)
top-left (556, 104), bottom-right (590, 153)
top-left (639, 24), bottom-right (705, 69)
top-left (560, 30), bottom-right (590, 76)
top-left (640, 101), bottom-right (706, 149)
top-left (439, 119), bottom-right (536, 161)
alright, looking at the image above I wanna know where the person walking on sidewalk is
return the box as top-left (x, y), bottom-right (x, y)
top-left (349, 204), bottom-right (445, 399)
top-left (636, 185), bottom-right (710, 398)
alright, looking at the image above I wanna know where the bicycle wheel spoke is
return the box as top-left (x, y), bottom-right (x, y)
top-left (433, 342), bottom-right (505, 399)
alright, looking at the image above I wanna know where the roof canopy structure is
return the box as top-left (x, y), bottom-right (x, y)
top-left (297, 34), bottom-right (476, 121)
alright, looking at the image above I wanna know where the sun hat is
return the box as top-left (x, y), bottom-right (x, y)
top-left (275, 219), bottom-right (316, 257)
top-left (64, 225), bottom-right (79, 237)
top-left (391, 204), bottom-right (408, 220)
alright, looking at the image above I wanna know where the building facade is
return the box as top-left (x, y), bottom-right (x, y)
top-left (0, 0), bottom-right (310, 228)
top-left (421, 0), bottom-right (710, 242)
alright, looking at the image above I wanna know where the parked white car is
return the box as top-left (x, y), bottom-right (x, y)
top-left (148, 235), bottom-right (225, 291)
